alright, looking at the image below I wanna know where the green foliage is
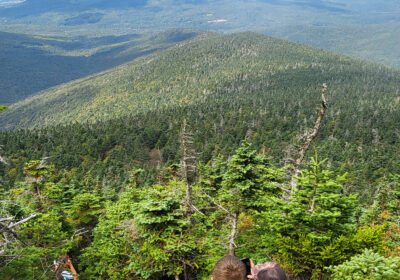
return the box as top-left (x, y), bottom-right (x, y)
top-left (129, 181), bottom-right (198, 278)
top-left (67, 193), bottom-right (102, 227)
top-left (275, 225), bottom-right (387, 279)
top-left (266, 156), bottom-right (361, 279)
top-left (80, 188), bottom-right (139, 279)
top-left (2, 31), bottom-right (400, 200)
top-left (194, 141), bottom-right (284, 271)
top-left (220, 140), bottom-right (268, 211)
top-left (270, 156), bottom-right (358, 238)
top-left (81, 180), bottom-right (199, 279)
top-left (0, 210), bottom-right (76, 279)
top-left (360, 174), bottom-right (400, 254)
top-left (329, 249), bottom-right (400, 280)
top-left (1, 141), bottom-right (399, 279)
top-left (0, 105), bottom-right (7, 113)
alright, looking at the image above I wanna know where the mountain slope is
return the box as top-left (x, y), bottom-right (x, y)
top-left (0, 29), bottom-right (198, 105)
top-left (1, 31), bottom-right (400, 131)
top-left (1, 31), bottom-right (400, 198)
top-left (265, 22), bottom-right (400, 68)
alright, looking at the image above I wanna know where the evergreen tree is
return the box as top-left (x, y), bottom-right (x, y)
top-left (266, 155), bottom-right (360, 279)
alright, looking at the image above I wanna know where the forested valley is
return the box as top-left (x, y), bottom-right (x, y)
top-left (1, 32), bottom-right (400, 279)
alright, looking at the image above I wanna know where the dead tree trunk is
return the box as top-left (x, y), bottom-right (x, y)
top-left (228, 212), bottom-right (238, 256)
top-left (180, 119), bottom-right (196, 217)
top-left (179, 119), bottom-right (197, 280)
top-left (290, 83), bottom-right (328, 191)
top-left (200, 191), bottom-right (238, 256)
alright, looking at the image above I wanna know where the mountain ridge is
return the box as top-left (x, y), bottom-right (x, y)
top-left (0, 28), bottom-right (199, 104)
top-left (1, 31), bottom-right (399, 131)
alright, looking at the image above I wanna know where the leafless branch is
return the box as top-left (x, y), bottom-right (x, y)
top-left (0, 155), bottom-right (7, 165)
top-left (190, 204), bottom-right (205, 216)
top-left (9, 214), bottom-right (37, 229)
top-left (289, 83), bottom-right (328, 191)
top-left (200, 190), bottom-right (230, 214)
top-left (1, 214), bottom-right (37, 249)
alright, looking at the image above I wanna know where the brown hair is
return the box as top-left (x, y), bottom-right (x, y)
top-left (212, 255), bottom-right (246, 280)
top-left (256, 265), bottom-right (287, 280)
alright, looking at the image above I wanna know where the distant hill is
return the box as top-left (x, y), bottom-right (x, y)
top-left (0, 29), bottom-right (199, 104)
top-left (265, 22), bottom-right (400, 68)
top-left (1, 0), bottom-right (400, 32)
top-left (1, 1), bottom-right (400, 71)
top-left (0, 0), bottom-right (147, 17)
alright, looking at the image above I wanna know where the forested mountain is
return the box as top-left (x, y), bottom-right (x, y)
top-left (0, 29), bottom-right (198, 104)
top-left (1, 31), bottom-right (400, 280)
top-left (3, 31), bottom-right (400, 130)
top-left (2, 0), bottom-right (400, 106)
top-left (1, 31), bottom-right (400, 196)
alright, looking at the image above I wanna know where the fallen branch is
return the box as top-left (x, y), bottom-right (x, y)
top-left (0, 214), bottom-right (37, 249)
top-left (9, 214), bottom-right (37, 229)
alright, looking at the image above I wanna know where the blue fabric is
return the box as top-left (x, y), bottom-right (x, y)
top-left (61, 270), bottom-right (74, 280)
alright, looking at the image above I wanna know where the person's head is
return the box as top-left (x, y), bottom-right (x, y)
top-left (212, 255), bottom-right (246, 280)
top-left (256, 265), bottom-right (287, 280)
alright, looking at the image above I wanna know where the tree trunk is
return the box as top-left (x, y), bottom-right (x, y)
top-left (180, 119), bottom-right (196, 217)
top-left (228, 212), bottom-right (238, 256)
top-left (290, 83), bottom-right (328, 191)
top-left (183, 261), bottom-right (188, 280)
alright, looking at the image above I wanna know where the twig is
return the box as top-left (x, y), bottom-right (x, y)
top-left (200, 190), bottom-right (230, 214)
top-left (9, 214), bottom-right (37, 229)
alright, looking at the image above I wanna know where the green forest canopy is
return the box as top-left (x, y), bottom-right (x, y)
top-left (1, 31), bottom-right (400, 279)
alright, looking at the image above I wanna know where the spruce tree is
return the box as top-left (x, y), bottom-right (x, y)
top-left (267, 154), bottom-right (359, 279)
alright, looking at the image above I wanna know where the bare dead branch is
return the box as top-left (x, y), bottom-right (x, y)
top-left (9, 214), bottom-right (37, 229)
top-left (190, 204), bottom-right (205, 216)
top-left (0, 222), bottom-right (29, 246)
top-left (200, 190), bottom-right (230, 214)
top-left (0, 155), bottom-right (7, 165)
top-left (1, 214), bottom-right (37, 249)
top-left (228, 213), bottom-right (238, 256)
top-left (290, 83), bottom-right (328, 191)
